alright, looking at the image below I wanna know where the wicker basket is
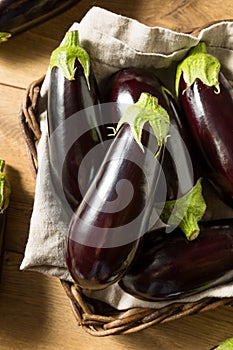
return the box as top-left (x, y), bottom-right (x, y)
top-left (19, 72), bottom-right (233, 336)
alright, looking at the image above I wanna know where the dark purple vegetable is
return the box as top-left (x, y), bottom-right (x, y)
top-left (0, 0), bottom-right (78, 41)
top-left (48, 30), bottom-right (105, 213)
top-left (176, 42), bottom-right (233, 208)
top-left (158, 94), bottom-right (197, 201)
top-left (103, 67), bottom-right (207, 240)
top-left (66, 123), bottom-right (160, 290)
top-left (119, 218), bottom-right (233, 301)
top-left (155, 91), bottom-right (207, 240)
top-left (66, 69), bottom-right (171, 290)
top-left (103, 67), bottom-right (170, 122)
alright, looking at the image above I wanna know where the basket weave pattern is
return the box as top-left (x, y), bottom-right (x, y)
top-left (18, 76), bottom-right (233, 336)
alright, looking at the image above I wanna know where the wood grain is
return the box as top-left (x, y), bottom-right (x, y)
top-left (0, 1), bottom-right (233, 349)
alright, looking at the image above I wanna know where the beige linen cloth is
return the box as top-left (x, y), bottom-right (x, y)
top-left (20, 7), bottom-right (233, 310)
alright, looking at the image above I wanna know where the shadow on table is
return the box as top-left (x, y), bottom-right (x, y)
top-left (0, 163), bottom-right (51, 345)
top-left (0, 254), bottom-right (52, 346)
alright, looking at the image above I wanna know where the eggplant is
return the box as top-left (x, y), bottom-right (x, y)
top-left (48, 30), bottom-right (105, 213)
top-left (66, 80), bottom-right (170, 290)
top-left (176, 42), bottom-right (233, 208)
top-left (155, 91), bottom-right (207, 240)
top-left (119, 218), bottom-right (233, 301)
top-left (103, 67), bottom-right (206, 240)
top-left (157, 94), bottom-right (198, 201)
top-left (0, 0), bottom-right (78, 42)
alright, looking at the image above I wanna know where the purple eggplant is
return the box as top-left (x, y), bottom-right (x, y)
top-left (102, 67), bottom-right (171, 122)
top-left (155, 90), bottom-right (207, 240)
top-left (66, 75), bottom-right (170, 290)
top-left (0, 0), bottom-right (78, 42)
top-left (103, 67), bottom-right (207, 240)
top-left (119, 218), bottom-right (233, 301)
top-left (158, 93), bottom-right (198, 201)
top-left (48, 30), bottom-right (105, 212)
top-left (67, 125), bottom-right (158, 290)
top-left (176, 42), bottom-right (233, 208)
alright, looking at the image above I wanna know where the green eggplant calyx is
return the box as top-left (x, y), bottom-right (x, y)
top-left (214, 338), bottom-right (233, 350)
top-left (116, 92), bottom-right (170, 157)
top-left (0, 160), bottom-right (11, 214)
top-left (50, 30), bottom-right (90, 88)
top-left (175, 41), bottom-right (221, 96)
top-left (160, 178), bottom-right (207, 240)
top-left (0, 32), bottom-right (12, 43)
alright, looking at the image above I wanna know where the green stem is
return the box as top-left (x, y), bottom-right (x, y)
top-left (50, 30), bottom-right (90, 87)
top-left (116, 92), bottom-right (170, 156)
top-left (179, 212), bottom-right (200, 241)
top-left (175, 41), bottom-right (221, 96)
top-left (214, 338), bottom-right (233, 350)
top-left (0, 160), bottom-right (5, 173)
top-left (0, 32), bottom-right (11, 43)
top-left (160, 178), bottom-right (207, 240)
top-left (0, 160), bottom-right (11, 214)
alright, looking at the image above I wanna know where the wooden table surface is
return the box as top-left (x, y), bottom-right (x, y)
top-left (0, 1), bottom-right (233, 349)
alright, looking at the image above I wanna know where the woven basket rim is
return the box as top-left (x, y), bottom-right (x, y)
top-left (18, 71), bottom-right (233, 336)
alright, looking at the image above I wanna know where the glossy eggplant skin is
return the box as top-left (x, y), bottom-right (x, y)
top-left (0, 0), bottom-right (77, 36)
top-left (66, 123), bottom-right (161, 290)
top-left (119, 218), bottom-right (233, 301)
top-left (103, 67), bottom-right (170, 122)
top-left (178, 72), bottom-right (233, 207)
top-left (48, 60), bottom-right (104, 213)
top-left (156, 93), bottom-right (198, 202)
top-left (66, 68), bottom-right (169, 290)
top-left (104, 68), bottom-right (197, 201)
